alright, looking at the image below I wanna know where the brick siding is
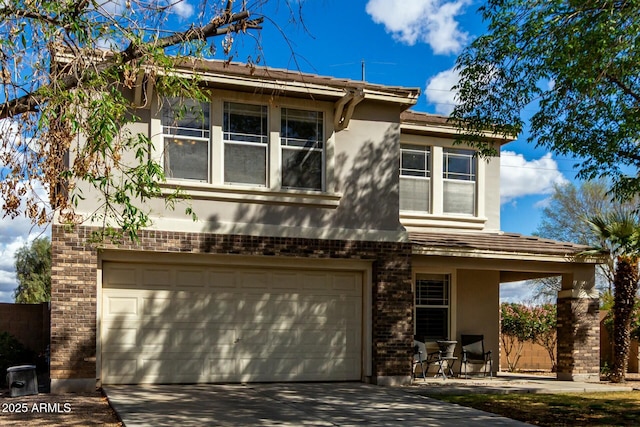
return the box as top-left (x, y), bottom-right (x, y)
top-left (50, 224), bottom-right (413, 384)
top-left (556, 296), bottom-right (600, 380)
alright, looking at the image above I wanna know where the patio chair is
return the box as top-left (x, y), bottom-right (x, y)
top-left (426, 340), bottom-right (458, 379)
top-left (459, 334), bottom-right (493, 378)
top-left (413, 340), bottom-right (427, 380)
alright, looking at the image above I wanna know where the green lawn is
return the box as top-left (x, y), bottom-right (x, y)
top-left (423, 391), bottom-right (640, 426)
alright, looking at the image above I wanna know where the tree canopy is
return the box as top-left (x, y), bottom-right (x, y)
top-left (452, 0), bottom-right (640, 201)
top-left (0, 0), bottom-right (299, 241)
top-left (13, 237), bottom-right (51, 303)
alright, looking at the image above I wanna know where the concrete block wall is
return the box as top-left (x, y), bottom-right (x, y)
top-left (499, 339), bottom-right (555, 372)
top-left (0, 302), bottom-right (50, 355)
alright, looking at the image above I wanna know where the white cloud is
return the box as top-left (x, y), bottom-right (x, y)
top-left (0, 215), bottom-right (50, 303)
top-left (365, 0), bottom-right (471, 55)
top-left (425, 67), bottom-right (460, 115)
top-left (500, 281), bottom-right (536, 304)
top-left (170, 0), bottom-right (194, 19)
top-left (500, 151), bottom-right (569, 204)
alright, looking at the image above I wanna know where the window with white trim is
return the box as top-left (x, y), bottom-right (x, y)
top-left (415, 273), bottom-right (450, 341)
top-left (443, 148), bottom-right (476, 215)
top-left (223, 102), bottom-right (268, 186)
top-left (161, 97), bottom-right (210, 181)
top-left (400, 144), bottom-right (430, 212)
top-left (281, 108), bottom-right (324, 191)
top-left (159, 97), bottom-right (329, 195)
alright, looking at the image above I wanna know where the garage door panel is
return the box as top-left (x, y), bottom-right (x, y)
top-left (203, 297), bottom-right (239, 322)
top-left (141, 268), bottom-right (173, 289)
top-left (141, 295), bottom-right (171, 316)
top-left (139, 328), bottom-right (171, 347)
top-left (104, 358), bottom-right (138, 379)
top-left (237, 357), bottom-right (302, 381)
top-left (105, 296), bottom-right (139, 316)
top-left (239, 272), bottom-right (269, 289)
top-left (173, 296), bottom-right (205, 321)
top-left (103, 327), bottom-right (137, 348)
top-left (301, 273), bottom-right (329, 290)
top-left (102, 262), bottom-right (363, 384)
top-left (271, 272), bottom-right (299, 289)
top-left (332, 274), bottom-right (362, 293)
top-left (175, 268), bottom-right (207, 289)
top-left (209, 270), bottom-right (237, 289)
top-left (174, 328), bottom-right (205, 347)
top-left (104, 266), bottom-right (139, 288)
top-left (207, 327), bottom-right (238, 345)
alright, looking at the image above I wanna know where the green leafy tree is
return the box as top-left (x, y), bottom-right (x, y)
top-left (501, 303), bottom-right (536, 371)
top-left (452, 1), bottom-right (640, 201)
top-left (587, 211), bottom-right (640, 383)
top-left (13, 237), bottom-right (51, 303)
top-left (531, 180), bottom-right (640, 301)
top-left (531, 304), bottom-right (557, 372)
top-left (501, 303), bottom-right (558, 372)
top-left (0, 1), bottom-right (301, 241)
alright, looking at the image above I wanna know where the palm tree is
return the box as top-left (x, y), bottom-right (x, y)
top-left (587, 211), bottom-right (640, 383)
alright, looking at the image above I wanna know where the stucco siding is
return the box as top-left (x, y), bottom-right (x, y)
top-left (456, 269), bottom-right (500, 366)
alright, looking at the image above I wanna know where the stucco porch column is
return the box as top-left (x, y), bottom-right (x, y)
top-left (556, 264), bottom-right (600, 382)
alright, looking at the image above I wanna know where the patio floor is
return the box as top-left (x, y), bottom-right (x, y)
top-left (407, 372), bottom-right (639, 395)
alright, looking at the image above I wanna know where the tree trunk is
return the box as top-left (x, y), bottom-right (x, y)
top-left (610, 256), bottom-right (639, 383)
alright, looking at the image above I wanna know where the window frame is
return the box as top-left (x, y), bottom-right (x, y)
top-left (414, 273), bottom-right (451, 342)
top-left (400, 144), bottom-right (431, 213)
top-left (280, 107), bottom-right (326, 192)
top-left (151, 91), bottom-right (338, 205)
top-left (160, 97), bottom-right (211, 182)
top-left (399, 139), bottom-right (484, 227)
top-left (442, 148), bottom-right (477, 216)
top-left (222, 101), bottom-right (269, 187)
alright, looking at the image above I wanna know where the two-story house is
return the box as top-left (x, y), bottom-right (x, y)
top-left (49, 58), bottom-right (601, 393)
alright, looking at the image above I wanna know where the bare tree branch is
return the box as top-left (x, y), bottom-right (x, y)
top-left (0, 9), bottom-right (263, 120)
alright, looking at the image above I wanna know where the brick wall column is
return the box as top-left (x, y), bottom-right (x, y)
top-left (371, 247), bottom-right (413, 385)
top-left (50, 225), bottom-right (98, 393)
top-left (556, 296), bottom-right (600, 381)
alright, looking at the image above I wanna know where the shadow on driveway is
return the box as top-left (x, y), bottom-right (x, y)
top-left (104, 382), bottom-right (528, 426)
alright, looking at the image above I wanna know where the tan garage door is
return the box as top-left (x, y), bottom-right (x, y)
top-left (101, 261), bottom-right (363, 384)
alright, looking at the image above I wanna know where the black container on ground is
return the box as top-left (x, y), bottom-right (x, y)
top-left (6, 365), bottom-right (38, 397)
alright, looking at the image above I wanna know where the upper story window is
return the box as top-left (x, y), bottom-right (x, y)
top-left (223, 102), bottom-right (268, 186)
top-left (443, 148), bottom-right (476, 215)
top-left (400, 144), bottom-right (431, 212)
top-left (161, 97), bottom-right (210, 181)
top-left (157, 96), bottom-right (330, 195)
top-left (400, 144), bottom-right (480, 219)
top-left (281, 108), bottom-right (324, 191)
top-left (415, 273), bottom-right (450, 341)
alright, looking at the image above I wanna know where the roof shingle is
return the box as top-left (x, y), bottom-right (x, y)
top-left (409, 231), bottom-right (594, 257)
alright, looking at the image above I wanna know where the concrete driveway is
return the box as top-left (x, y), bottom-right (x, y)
top-left (104, 382), bottom-right (528, 426)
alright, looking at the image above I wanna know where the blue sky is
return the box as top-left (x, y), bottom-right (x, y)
top-left (0, 0), bottom-right (581, 302)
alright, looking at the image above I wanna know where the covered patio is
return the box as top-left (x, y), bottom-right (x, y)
top-left (409, 231), bottom-right (604, 382)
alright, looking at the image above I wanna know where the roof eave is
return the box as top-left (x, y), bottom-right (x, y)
top-left (411, 246), bottom-right (604, 264)
top-left (156, 65), bottom-right (420, 106)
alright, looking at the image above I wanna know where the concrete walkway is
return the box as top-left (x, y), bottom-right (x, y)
top-left (105, 382), bottom-right (530, 426)
top-left (410, 372), bottom-right (636, 395)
